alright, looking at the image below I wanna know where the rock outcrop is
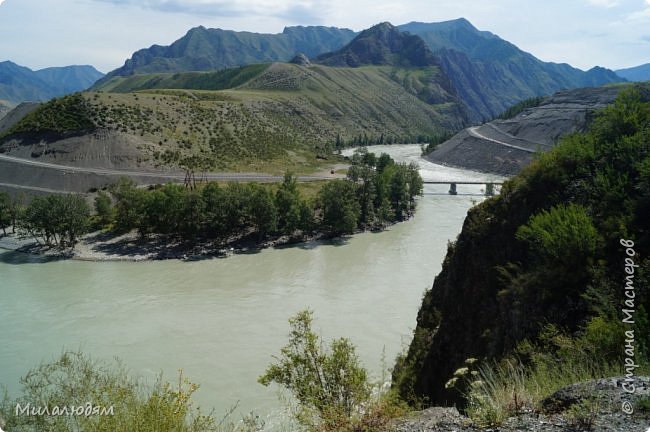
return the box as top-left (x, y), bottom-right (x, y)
top-left (394, 377), bottom-right (650, 431)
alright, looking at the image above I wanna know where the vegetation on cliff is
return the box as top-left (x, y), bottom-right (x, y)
top-left (394, 89), bottom-right (650, 418)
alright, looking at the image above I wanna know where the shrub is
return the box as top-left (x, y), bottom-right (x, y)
top-left (259, 310), bottom-right (371, 430)
top-left (0, 351), bottom-right (218, 432)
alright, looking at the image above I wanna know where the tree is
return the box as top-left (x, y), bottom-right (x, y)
top-left (276, 172), bottom-right (311, 235)
top-left (387, 165), bottom-right (410, 221)
top-left (20, 194), bottom-right (90, 248)
top-left (94, 191), bottom-right (114, 227)
top-left (110, 178), bottom-right (148, 233)
top-left (318, 180), bottom-right (360, 235)
top-left (258, 310), bottom-right (370, 429)
top-left (376, 153), bottom-right (394, 173)
top-left (60, 194), bottom-right (91, 246)
top-left (347, 164), bottom-right (377, 228)
top-left (248, 184), bottom-right (278, 240)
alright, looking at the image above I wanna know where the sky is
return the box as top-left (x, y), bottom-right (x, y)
top-left (0, 0), bottom-right (649, 73)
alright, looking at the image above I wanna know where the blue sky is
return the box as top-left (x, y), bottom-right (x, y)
top-left (0, 0), bottom-right (649, 73)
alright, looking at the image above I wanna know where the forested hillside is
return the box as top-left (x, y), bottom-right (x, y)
top-left (395, 89), bottom-right (650, 416)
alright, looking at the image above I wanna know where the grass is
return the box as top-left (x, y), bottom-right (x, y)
top-left (94, 64), bottom-right (271, 93)
top-left (465, 348), bottom-right (623, 427)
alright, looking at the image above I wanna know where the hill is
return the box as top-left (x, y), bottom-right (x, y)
top-left (426, 84), bottom-right (636, 175)
top-left (100, 25), bottom-right (356, 79)
top-left (616, 62), bottom-right (650, 82)
top-left (34, 65), bottom-right (105, 95)
top-left (315, 22), bottom-right (437, 67)
top-left (2, 63), bottom-right (465, 173)
top-left (398, 19), bottom-right (625, 121)
top-left (394, 89), bottom-right (650, 412)
top-left (0, 61), bottom-right (104, 104)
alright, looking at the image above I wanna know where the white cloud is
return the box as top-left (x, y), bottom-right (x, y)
top-left (627, 0), bottom-right (650, 20)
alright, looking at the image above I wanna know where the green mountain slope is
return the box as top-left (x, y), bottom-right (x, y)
top-left (315, 22), bottom-right (437, 67)
top-left (101, 25), bottom-right (356, 79)
top-left (394, 88), bottom-right (650, 407)
top-left (94, 64), bottom-right (271, 93)
top-left (398, 19), bottom-right (625, 122)
top-left (2, 63), bottom-right (465, 172)
top-left (0, 61), bottom-right (104, 104)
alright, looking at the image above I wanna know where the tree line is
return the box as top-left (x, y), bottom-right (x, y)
top-left (0, 151), bottom-right (423, 249)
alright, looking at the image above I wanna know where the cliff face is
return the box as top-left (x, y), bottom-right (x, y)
top-left (394, 89), bottom-right (650, 406)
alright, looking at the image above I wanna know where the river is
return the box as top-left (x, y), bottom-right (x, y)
top-left (0, 145), bottom-right (504, 428)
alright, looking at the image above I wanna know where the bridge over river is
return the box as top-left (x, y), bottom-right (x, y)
top-left (423, 181), bottom-right (504, 196)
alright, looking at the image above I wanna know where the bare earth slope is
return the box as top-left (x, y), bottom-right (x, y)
top-left (426, 85), bottom-right (629, 175)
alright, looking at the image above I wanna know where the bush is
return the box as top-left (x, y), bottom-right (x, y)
top-left (0, 351), bottom-right (218, 432)
top-left (259, 310), bottom-right (371, 430)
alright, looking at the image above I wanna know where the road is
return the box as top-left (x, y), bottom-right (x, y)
top-left (0, 153), bottom-right (340, 191)
top-left (467, 126), bottom-right (537, 154)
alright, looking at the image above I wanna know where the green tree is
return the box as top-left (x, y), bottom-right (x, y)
top-left (376, 153), bottom-right (394, 173)
top-left (94, 191), bottom-right (114, 227)
top-left (20, 194), bottom-right (90, 248)
top-left (318, 180), bottom-right (360, 235)
top-left (348, 164), bottom-right (377, 228)
top-left (110, 178), bottom-right (148, 233)
top-left (258, 310), bottom-right (370, 429)
top-left (202, 182), bottom-right (229, 240)
top-left (276, 172), bottom-right (311, 235)
top-left (180, 189), bottom-right (206, 237)
top-left (248, 184), bottom-right (278, 240)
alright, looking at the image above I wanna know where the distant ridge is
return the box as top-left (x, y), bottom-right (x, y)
top-left (101, 25), bottom-right (356, 79)
top-left (398, 19), bottom-right (625, 121)
top-left (0, 61), bottom-right (104, 104)
top-left (315, 22), bottom-right (437, 67)
top-left (616, 62), bottom-right (650, 82)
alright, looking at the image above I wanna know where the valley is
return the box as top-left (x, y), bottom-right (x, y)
top-left (0, 11), bottom-right (648, 432)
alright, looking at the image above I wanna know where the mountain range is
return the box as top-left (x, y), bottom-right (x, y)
top-left (0, 61), bottom-right (104, 105)
top-left (95, 19), bottom-right (625, 123)
top-left (99, 25), bottom-right (356, 80)
top-left (0, 19), bottom-right (633, 176)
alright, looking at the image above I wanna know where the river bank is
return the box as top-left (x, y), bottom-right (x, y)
top-left (0, 227), bottom-right (333, 262)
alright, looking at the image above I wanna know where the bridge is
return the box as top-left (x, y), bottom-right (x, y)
top-left (423, 181), bottom-right (504, 196)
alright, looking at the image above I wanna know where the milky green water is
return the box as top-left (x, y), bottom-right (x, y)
top-left (0, 145), bottom-right (504, 427)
